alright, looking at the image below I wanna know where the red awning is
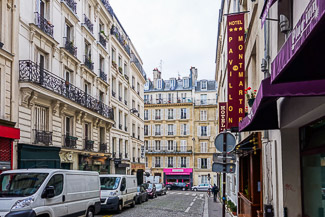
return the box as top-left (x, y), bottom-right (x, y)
top-left (0, 125), bottom-right (20, 139)
top-left (239, 78), bottom-right (325, 132)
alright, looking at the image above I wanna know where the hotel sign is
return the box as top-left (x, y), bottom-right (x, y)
top-left (219, 102), bottom-right (227, 132)
top-left (227, 14), bottom-right (245, 129)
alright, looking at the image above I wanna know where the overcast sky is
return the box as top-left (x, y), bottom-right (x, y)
top-left (110, 0), bottom-right (221, 81)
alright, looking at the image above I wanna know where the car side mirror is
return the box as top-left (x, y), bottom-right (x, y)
top-left (42, 186), bottom-right (55, 198)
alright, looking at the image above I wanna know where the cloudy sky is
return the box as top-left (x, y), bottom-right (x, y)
top-left (110, 0), bottom-right (221, 80)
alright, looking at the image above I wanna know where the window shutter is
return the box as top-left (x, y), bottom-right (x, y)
top-left (173, 140), bottom-right (176, 151)
top-left (173, 156), bottom-right (176, 168)
top-left (184, 140), bottom-right (187, 152)
top-left (166, 109), bottom-right (168, 119)
top-left (148, 125), bottom-right (151, 136)
top-left (200, 142), bottom-right (202, 153)
top-left (173, 109), bottom-right (176, 120)
top-left (153, 110), bottom-right (156, 120)
top-left (173, 124), bottom-right (176, 135)
top-left (181, 124), bottom-right (184, 136)
top-left (148, 110), bottom-right (151, 120)
top-left (197, 126), bottom-right (201, 136)
top-left (187, 108), bottom-right (190, 119)
top-left (207, 158), bottom-right (211, 169)
top-left (197, 158), bottom-right (201, 169)
top-left (186, 157), bottom-right (190, 168)
top-left (200, 111), bottom-right (203, 121)
top-left (165, 124), bottom-right (168, 136)
top-left (178, 157), bottom-right (181, 168)
top-left (165, 140), bottom-right (168, 151)
top-left (165, 157), bottom-right (168, 167)
top-left (177, 109), bottom-right (181, 119)
top-left (152, 157), bottom-right (155, 168)
top-left (207, 126), bottom-right (211, 136)
top-left (186, 124), bottom-right (190, 135)
top-left (148, 141), bottom-right (151, 151)
top-left (161, 109), bottom-right (164, 120)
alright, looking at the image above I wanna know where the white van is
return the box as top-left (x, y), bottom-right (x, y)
top-left (100, 175), bottom-right (137, 212)
top-left (0, 169), bottom-right (101, 217)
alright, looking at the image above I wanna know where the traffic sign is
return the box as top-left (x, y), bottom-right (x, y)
top-left (212, 163), bottom-right (236, 173)
top-left (213, 153), bottom-right (236, 164)
top-left (214, 132), bottom-right (236, 153)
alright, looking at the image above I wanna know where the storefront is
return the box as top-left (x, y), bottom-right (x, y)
top-left (163, 168), bottom-right (193, 187)
top-left (0, 125), bottom-right (20, 173)
top-left (78, 154), bottom-right (110, 173)
top-left (18, 144), bottom-right (60, 169)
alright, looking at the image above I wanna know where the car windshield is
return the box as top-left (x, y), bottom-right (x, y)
top-left (0, 173), bottom-right (48, 197)
top-left (100, 177), bottom-right (121, 190)
top-left (156, 184), bottom-right (162, 190)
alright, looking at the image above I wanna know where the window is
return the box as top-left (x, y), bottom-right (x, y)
top-left (170, 79), bottom-right (176, 89)
top-left (168, 93), bottom-right (174, 103)
top-left (180, 140), bottom-right (187, 152)
top-left (181, 108), bottom-right (187, 119)
top-left (118, 56), bottom-right (122, 68)
top-left (144, 81), bottom-right (150, 91)
top-left (99, 127), bottom-right (105, 144)
top-left (181, 93), bottom-right (187, 102)
top-left (46, 174), bottom-right (63, 197)
top-left (155, 157), bottom-right (161, 167)
top-left (155, 140), bottom-right (161, 151)
top-left (65, 22), bottom-right (73, 43)
top-left (201, 175), bottom-right (208, 184)
top-left (183, 78), bottom-right (189, 88)
top-left (65, 116), bottom-right (73, 136)
top-left (124, 63), bottom-right (128, 75)
top-left (181, 124), bottom-right (188, 135)
top-left (85, 41), bottom-right (91, 60)
top-left (144, 110), bottom-right (149, 120)
top-left (168, 157), bottom-right (173, 167)
top-left (132, 76), bottom-right (135, 87)
top-left (201, 158), bottom-right (207, 169)
top-left (167, 140), bottom-right (174, 151)
top-left (145, 157), bottom-right (148, 167)
top-left (201, 94), bottom-right (207, 105)
top-left (168, 109), bottom-right (174, 119)
top-left (156, 94), bottom-right (162, 104)
top-left (168, 124), bottom-right (174, 135)
top-left (201, 81), bottom-right (207, 90)
top-left (111, 48), bottom-right (116, 62)
top-left (84, 123), bottom-right (90, 140)
top-left (155, 125), bottom-right (161, 136)
top-left (201, 126), bottom-right (208, 136)
top-left (200, 142), bottom-right (207, 153)
top-left (99, 56), bottom-right (104, 72)
top-left (157, 79), bottom-right (162, 89)
top-left (99, 91), bottom-right (104, 102)
top-left (84, 82), bottom-right (90, 95)
top-left (181, 157), bottom-right (186, 168)
top-left (200, 110), bottom-right (207, 121)
top-left (39, 0), bottom-right (49, 19)
top-left (155, 109), bottom-right (161, 120)
top-left (144, 141), bottom-right (148, 150)
top-left (34, 105), bottom-right (48, 131)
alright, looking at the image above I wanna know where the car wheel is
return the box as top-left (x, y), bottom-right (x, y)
top-left (182, 187), bottom-right (185, 191)
top-left (86, 207), bottom-right (94, 217)
top-left (117, 201), bottom-right (123, 213)
top-left (131, 198), bottom-right (136, 208)
top-left (139, 197), bottom-right (143, 204)
top-left (194, 188), bottom-right (198, 191)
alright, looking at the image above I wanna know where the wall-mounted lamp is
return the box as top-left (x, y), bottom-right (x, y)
top-left (279, 14), bottom-right (290, 34)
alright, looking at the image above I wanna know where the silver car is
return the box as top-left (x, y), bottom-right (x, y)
top-left (191, 183), bottom-right (212, 191)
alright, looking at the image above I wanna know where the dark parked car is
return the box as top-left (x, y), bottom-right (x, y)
top-left (135, 184), bottom-right (149, 204)
top-left (143, 183), bottom-right (157, 198)
top-left (155, 183), bottom-right (167, 196)
top-left (166, 182), bottom-right (190, 191)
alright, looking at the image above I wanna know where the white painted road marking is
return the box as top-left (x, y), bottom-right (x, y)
top-left (185, 193), bottom-right (189, 195)
top-left (200, 194), bottom-right (204, 197)
top-left (192, 193), bottom-right (196, 196)
top-left (185, 207), bottom-right (191, 213)
top-left (190, 202), bottom-right (194, 206)
top-left (178, 192), bottom-right (182, 194)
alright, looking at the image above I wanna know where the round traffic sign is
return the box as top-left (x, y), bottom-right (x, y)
top-left (214, 132), bottom-right (236, 153)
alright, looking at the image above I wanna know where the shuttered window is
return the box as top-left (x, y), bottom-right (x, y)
top-left (34, 105), bottom-right (48, 131)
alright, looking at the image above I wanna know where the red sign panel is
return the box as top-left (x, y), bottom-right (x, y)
top-left (227, 14), bottom-right (245, 129)
top-left (219, 102), bottom-right (227, 133)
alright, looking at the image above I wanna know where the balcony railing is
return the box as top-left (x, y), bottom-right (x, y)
top-left (144, 131), bottom-right (148, 136)
top-left (19, 60), bottom-right (114, 120)
top-left (84, 56), bottom-right (94, 71)
top-left (34, 129), bottom-right (52, 146)
top-left (100, 143), bottom-right (108, 153)
top-left (155, 164), bottom-right (161, 167)
top-left (99, 70), bottom-right (107, 82)
top-left (124, 74), bottom-right (129, 81)
top-left (168, 164), bottom-right (173, 168)
top-left (168, 132), bottom-right (174, 136)
top-left (155, 132), bottom-right (161, 136)
top-left (110, 26), bottom-right (130, 55)
top-left (61, 0), bottom-right (77, 14)
top-left (83, 14), bottom-right (93, 33)
top-left (181, 164), bottom-right (187, 168)
top-left (155, 116), bottom-right (161, 120)
top-left (131, 53), bottom-right (147, 80)
top-left (124, 127), bottom-right (128, 132)
top-left (145, 146), bottom-right (192, 153)
top-left (84, 139), bottom-right (94, 151)
top-left (63, 135), bottom-right (78, 148)
top-left (101, 0), bottom-right (114, 18)
top-left (168, 116), bottom-right (174, 119)
top-left (99, 33), bottom-right (107, 48)
top-left (144, 97), bottom-right (193, 105)
top-left (118, 96), bottom-right (122, 101)
top-left (112, 90), bottom-right (116, 97)
top-left (64, 37), bottom-right (77, 57)
top-left (201, 165), bottom-right (208, 169)
top-left (201, 133), bottom-right (208, 137)
top-left (194, 99), bottom-right (218, 106)
top-left (34, 12), bottom-right (54, 37)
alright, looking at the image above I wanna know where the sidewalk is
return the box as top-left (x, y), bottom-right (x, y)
top-left (207, 195), bottom-right (232, 217)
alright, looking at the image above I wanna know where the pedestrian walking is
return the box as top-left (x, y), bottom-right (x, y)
top-left (212, 184), bottom-right (219, 202)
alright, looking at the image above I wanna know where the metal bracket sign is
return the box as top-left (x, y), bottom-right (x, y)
top-left (214, 132), bottom-right (236, 153)
top-left (212, 163), bottom-right (236, 173)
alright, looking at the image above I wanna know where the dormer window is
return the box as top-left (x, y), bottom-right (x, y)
top-left (201, 81), bottom-right (207, 90)
top-left (170, 79), bottom-right (176, 89)
top-left (183, 78), bottom-right (189, 88)
top-left (157, 79), bottom-right (162, 89)
top-left (144, 80), bottom-right (150, 90)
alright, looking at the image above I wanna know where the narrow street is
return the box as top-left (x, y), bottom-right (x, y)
top-left (96, 191), bottom-right (206, 217)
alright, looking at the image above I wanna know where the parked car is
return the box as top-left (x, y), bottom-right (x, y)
top-left (191, 183), bottom-right (212, 191)
top-left (155, 183), bottom-right (167, 196)
top-left (143, 183), bottom-right (157, 198)
top-left (100, 175), bottom-right (137, 213)
top-left (166, 182), bottom-right (190, 191)
top-left (0, 169), bottom-right (101, 217)
top-left (135, 184), bottom-right (148, 204)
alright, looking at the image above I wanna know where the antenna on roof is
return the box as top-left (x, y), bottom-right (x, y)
top-left (159, 60), bottom-right (163, 72)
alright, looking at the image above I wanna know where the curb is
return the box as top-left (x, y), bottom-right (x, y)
top-left (203, 195), bottom-right (209, 217)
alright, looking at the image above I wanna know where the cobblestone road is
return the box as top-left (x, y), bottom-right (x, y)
top-left (96, 190), bottom-right (206, 217)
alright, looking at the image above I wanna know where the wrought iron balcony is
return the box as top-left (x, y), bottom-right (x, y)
top-left (124, 127), bottom-right (128, 132)
top-left (84, 56), bottom-right (94, 71)
top-left (34, 12), bottom-right (54, 37)
top-left (83, 14), bottom-right (93, 33)
top-left (101, 0), bottom-right (114, 18)
top-left (201, 165), bottom-right (208, 169)
top-left (64, 37), bottom-right (77, 57)
top-left (112, 90), bottom-right (116, 97)
top-left (181, 164), bottom-right (187, 168)
top-left (19, 60), bottom-right (114, 120)
top-left (100, 143), bottom-right (108, 153)
top-left (118, 96), bottom-right (122, 101)
top-left (99, 70), bottom-right (107, 82)
top-left (155, 132), bottom-right (161, 136)
top-left (168, 132), bottom-right (174, 136)
top-left (110, 26), bottom-right (130, 55)
top-left (99, 33), bottom-right (107, 48)
top-left (155, 116), bottom-right (161, 120)
top-left (34, 129), bottom-right (52, 146)
top-left (124, 74), bottom-right (129, 81)
top-left (84, 139), bottom-right (94, 151)
top-left (61, 0), bottom-right (77, 14)
top-left (145, 146), bottom-right (192, 154)
top-left (155, 164), bottom-right (160, 168)
top-left (131, 53), bottom-right (147, 80)
top-left (168, 164), bottom-right (173, 168)
top-left (64, 135), bottom-right (78, 148)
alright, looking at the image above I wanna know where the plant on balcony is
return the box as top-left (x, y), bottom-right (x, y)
top-left (118, 66), bottom-right (123, 73)
top-left (100, 30), bottom-right (109, 40)
top-left (245, 87), bottom-right (257, 107)
top-left (112, 61), bottom-right (117, 68)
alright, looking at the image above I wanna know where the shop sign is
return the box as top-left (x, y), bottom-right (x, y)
top-left (172, 169), bottom-right (184, 172)
top-left (219, 102), bottom-right (228, 132)
top-left (94, 161), bottom-right (102, 165)
top-left (227, 13), bottom-right (245, 128)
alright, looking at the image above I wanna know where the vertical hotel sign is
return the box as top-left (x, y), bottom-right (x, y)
top-left (219, 102), bottom-right (227, 133)
top-left (227, 13), bottom-right (245, 129)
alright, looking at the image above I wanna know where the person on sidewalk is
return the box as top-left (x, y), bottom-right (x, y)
top-left (212, 184), bottom-right (219, 202)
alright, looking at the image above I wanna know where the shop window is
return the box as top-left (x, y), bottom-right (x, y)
top-left (0, 138), bottom-right (11, 163)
